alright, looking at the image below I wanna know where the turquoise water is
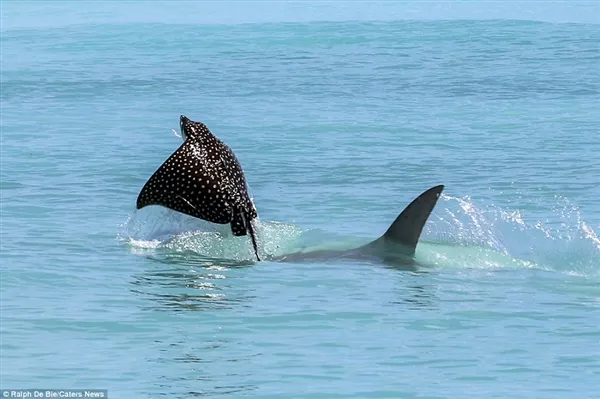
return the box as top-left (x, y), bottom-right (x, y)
top-left (2, 2), bottom-right (600, 398)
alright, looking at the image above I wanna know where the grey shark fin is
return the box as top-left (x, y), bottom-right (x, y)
top-left (371, 185), bottom-right (444, 255)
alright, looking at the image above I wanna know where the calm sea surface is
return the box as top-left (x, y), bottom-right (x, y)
top-left (2, 2), bottom-right (599, 398)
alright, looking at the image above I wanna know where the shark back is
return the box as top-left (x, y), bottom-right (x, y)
top-left (273, 185), bottom-right (445, 265)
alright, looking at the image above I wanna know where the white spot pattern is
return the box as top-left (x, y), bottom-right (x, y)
top-left (136, 115), bottom-right (258, 237)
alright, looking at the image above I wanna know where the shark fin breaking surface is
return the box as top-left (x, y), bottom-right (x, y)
top-left (365, 185), bottom-right (444, 256)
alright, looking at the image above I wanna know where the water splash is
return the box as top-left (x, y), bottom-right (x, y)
top-left (423, 193), bottom-right (600, 276)
top-left (118, 205), bottom-right (305, 262)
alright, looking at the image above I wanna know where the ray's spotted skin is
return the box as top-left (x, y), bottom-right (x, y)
top-left (137, 115), bottom-right (261, 260)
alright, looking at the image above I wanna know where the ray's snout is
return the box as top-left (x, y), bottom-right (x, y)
top-left (180, 115), bottom-right (189, 129)
top-left (179, 115), bottom-right (189, 139)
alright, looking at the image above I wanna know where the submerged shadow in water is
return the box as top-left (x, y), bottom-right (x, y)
top-left (130, 252), bottom-right (255, 312)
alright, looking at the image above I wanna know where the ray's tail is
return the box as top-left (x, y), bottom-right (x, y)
top-left (239, 208), bottom-right (260, 261)
top-left (247, 219), bottom-right (261, 261)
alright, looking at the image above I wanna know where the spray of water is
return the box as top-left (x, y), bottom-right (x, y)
top-left (118, 205), bottom-right (305, 262)
top-left (419, 193), bottom-right (600, 276)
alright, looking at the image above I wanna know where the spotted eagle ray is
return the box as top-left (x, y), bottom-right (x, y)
top-left (136, 115), bottom-right (261, 260)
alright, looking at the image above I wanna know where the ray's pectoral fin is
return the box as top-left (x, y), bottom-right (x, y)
top-left (135, 139), bottom-right (235, 225)
top-left (362, 185), bottom-right (444, 256)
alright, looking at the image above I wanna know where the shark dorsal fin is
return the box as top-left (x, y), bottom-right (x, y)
top-left (377, 185), bottom-right (444, 255)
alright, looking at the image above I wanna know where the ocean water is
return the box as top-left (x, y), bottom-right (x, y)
top-left (2, 2), bottom-right (600, 398)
